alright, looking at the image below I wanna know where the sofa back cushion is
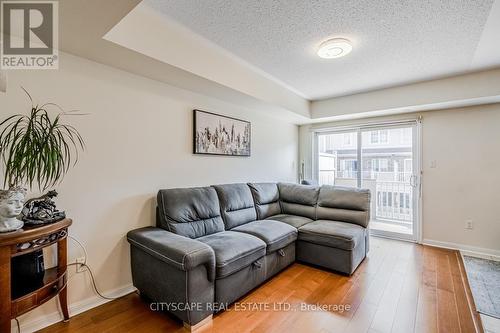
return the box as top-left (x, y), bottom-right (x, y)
top-left (278, 183), bottom-right (319, 220)
top-left (316, 185), bottom-right (371, 227)
top-left (247, 183), bottom-right (281, 219)
top-left (212, 183), bottom-right (257, 229)
top-left (157, 187), bottom-right (225, 238)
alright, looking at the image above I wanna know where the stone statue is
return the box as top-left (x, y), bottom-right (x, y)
top-left (22, 190), bottom-right (66, 225)
top-left (0, 187), bottom-right (26, 233)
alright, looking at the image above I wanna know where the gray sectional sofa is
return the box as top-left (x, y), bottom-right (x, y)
top-left (127, 182), bottom-right (370, 328)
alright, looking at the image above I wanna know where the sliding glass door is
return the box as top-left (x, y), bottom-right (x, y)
top-left (315, 122), bottom-right (421, 241)
top-left (317, 131), bottom-right (358, 188)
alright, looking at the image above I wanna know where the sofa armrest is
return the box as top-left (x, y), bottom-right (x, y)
top-left (127, 227), bottom-right (216, 281)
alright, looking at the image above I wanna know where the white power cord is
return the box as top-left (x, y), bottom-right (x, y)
top-left (14, 235), bottom-right (121, 332)
top-left (68, 234), bottom-right (88, 266)
top-left (15, 318), bottom-right (20, 333)
top-left (67, 234), bottom-right (121, 300)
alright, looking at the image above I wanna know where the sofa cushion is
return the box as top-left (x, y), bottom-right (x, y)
top-left (197, 231), bottom-right (266, 278)
top-left (248, 183), bottom-right (281, 219)
top-left (232, 220), bottom-right (297, 253)
top-left (317, 186), bottom-right (371, 227)
top-left (213, 184), bottom-right (257, 229)
top-left (157, 187), bottom-right (225, 238)
top-left (266, 214), bottom-right (313, 228)
top-left (298, 220), bottom-right (365, 250)
top-left (278, 183), bottom-right (319, 220)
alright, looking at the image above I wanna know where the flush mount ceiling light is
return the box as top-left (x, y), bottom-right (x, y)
top-left (317, 38), bottom-right (352, 59)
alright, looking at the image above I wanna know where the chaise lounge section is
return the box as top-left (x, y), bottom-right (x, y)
top-left (127, 182), bottom-right (370, 329)
top-left (297, 186), bottom-right (370, 275)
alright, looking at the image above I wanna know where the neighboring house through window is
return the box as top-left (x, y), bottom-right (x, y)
top-left (372, 158), bottom-right (389, 172)
top-left (370, 130), bottom-right (389, 144)
top-left (343, 133), bottom-right (353, 145)
top-left (341, 159), bottom-right (357, 178)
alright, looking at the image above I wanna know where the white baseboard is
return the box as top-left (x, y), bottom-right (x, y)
top-left (423, 239), bottom-right (500, 261)
top-left (12, 284), bottom-right (136, 333)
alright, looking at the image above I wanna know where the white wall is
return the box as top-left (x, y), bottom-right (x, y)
top-left (0, 52), bottom-right (298, 331)
top-left (300, 104), bottom-right (500, 256)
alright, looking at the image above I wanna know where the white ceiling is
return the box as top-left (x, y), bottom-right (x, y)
top-left (144, 0), bottom-right (498, 100)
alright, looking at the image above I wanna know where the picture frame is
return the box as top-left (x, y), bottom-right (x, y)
top-left (193, 109), bottom-right (251, 156)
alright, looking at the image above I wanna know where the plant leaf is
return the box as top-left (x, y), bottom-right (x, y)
top-left (0, 91), bottom-right (86, 190)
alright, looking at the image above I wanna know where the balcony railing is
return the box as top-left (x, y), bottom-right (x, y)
top-left (335, 170), bottom-right (412, 182)
top-left (375, 180), bottom-right (413, 223)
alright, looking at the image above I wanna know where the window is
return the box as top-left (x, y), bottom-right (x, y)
top-left (343, 133), bottom-right (353, 145)
top-left (340, 159), bottom-right (357, 178)
top-left (380, 159), bottom-right (389, 171)
top-left (317, 131), bottom-right (357, 186)
top-left (318, 135), bottom-right (336, 153)
top-left (372, 158), bottom-right (389, 172)
top-left (380, 130), bottom-right (388, 143)
top-left (404, 159), bottom-right (412, 172)
top-left (370, 130), bottom-right (389, 144)
top-left (401, 128), bottom-right (411, 144)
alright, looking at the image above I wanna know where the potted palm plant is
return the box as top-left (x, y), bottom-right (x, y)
top-left (0, 89), bottom-right (85, 293)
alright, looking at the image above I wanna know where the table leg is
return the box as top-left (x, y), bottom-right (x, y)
top-left (58, 286), bottom-right (70, 321)
top-left (0, 246), bottom-right (11, 333)
top-left (58, 237), bottom-right (70, 321)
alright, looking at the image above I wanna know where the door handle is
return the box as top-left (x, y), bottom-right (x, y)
top-left (410, 175), bottom-right (417, 187)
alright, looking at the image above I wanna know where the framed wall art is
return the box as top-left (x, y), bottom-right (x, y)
top-left (193, 109), bottom-right (251, 156)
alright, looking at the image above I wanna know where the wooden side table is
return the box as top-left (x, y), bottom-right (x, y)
top-left (0, 218), bottom-right (72, 333)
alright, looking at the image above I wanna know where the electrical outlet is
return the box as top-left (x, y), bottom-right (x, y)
top-left (75, 257), bottom-right (87, 273)
top-left (465, 219), bottom-right (473, 230)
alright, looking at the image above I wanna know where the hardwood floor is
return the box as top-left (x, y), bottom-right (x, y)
top-left (38, 237), bottom-right (483, 333)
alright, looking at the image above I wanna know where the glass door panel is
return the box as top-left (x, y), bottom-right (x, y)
top-left (361, 126), bottom-right (417, 240)
top-left (317, 131), bottom-right (357, 187)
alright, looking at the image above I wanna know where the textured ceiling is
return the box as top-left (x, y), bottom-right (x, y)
top-left (145, 0), bottom-right (496, 100)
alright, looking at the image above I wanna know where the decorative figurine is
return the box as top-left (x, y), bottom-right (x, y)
top-left (0, 187), bottom-right (27, 233)
top-left (22, 190), bottom-right (66, 225)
